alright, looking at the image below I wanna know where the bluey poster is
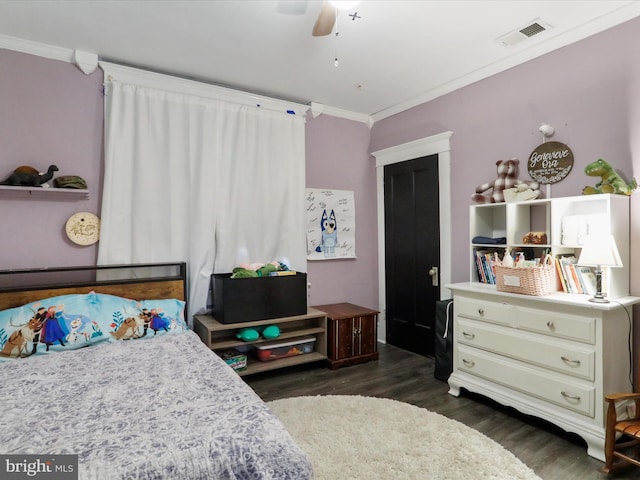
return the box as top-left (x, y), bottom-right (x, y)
top-left (306, 188), bottom-right (356, 260)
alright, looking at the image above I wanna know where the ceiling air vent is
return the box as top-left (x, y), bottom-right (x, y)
top-left (520, 22), bottom-right (546, 38)
top-left (496, 18), bottom-right (553, 47)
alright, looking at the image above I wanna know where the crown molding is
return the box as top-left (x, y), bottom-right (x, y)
top-left (0, 33), bottom-right (370, 125)
top-left (0, 33), bottom-right (309, 117)
top-left (372, 2), bottom-right (640, 122)
top-left (0, 33), bottom-right (73, 62)
top-left (310, 102), bottom-right (373, 128)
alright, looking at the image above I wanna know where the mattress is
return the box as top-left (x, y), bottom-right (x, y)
top-left (0, 330), bottom-right (313, 480)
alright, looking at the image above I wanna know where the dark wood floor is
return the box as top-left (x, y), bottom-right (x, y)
top-left (246, 342), bottom-right (640, 480)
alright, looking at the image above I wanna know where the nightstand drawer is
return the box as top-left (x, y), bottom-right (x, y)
top-left (456, 296), bottom-right (514, 327)
top-left (457, 346), bottom-right (595, 417)
top-left (517, 306), bottom-right (596, 344)
top-left (457, 319), bottom-right (595, 380)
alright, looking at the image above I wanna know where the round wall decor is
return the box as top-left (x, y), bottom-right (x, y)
top-left (527, 141), bottom-right (574, 184)
top-left (65, 212), bottom-right (100, 246)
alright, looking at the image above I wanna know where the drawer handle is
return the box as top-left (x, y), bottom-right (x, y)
top-left (546, 321), bottom-right (555, 329)
top-left (478, 308), bottom-right (484, 316)
top-left (561, 391), bottom-right (581, 402)
top-left (561, 356), bottom-right (581, 366)
top-left (462, 358), bottom-right (475, 367)
top-left (462, 332), bottom-right (475, 340)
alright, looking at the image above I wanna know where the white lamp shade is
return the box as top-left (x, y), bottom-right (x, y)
top-left (577, 234), bottom-right (623, 268)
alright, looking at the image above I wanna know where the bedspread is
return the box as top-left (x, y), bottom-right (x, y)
top-left (0, 330), bottom-right (313, 480)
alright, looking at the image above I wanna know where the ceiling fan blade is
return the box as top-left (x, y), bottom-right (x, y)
top-left (312, 1), bottom-right (337, 36)
top-left (277, 0), bottom-right (308, 15)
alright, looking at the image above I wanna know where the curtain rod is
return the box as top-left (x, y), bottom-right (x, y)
top-left (99, 58), bottom-right (310, 117)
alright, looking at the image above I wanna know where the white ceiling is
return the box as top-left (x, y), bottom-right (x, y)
top-left (1, 0), bottom-right (639, 121)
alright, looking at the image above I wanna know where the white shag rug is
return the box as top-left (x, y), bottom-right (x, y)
top-left (267, 395), bottom-right (542, 480)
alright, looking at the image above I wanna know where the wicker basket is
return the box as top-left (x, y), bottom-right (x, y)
top-left (495, 256), bottom-right (555, 296)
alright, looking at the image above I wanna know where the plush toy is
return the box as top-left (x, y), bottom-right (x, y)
top-left (236, 328), bottom-right (260, 342)
top-left (235, 325), bottom-right (281, 342)
top-left (54, 175), bottom-right (88, 189)
top-left (231, 268), bottom-right (260, 279)
top-left (0, 164), bottom-right (59, 187)
top-left (582, 158), bottom-right (637, 195)
top-left (230, 261), bottom-right (288, 278)
top-left (262, 325), bottom-right (281, 339)
top-left (472, 159), bottom-right (541, 204)
top-left (503, 183), bottom-right (541, 202)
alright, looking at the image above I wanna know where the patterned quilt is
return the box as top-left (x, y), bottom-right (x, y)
top-left (0, 330), bottom-right (313, 480)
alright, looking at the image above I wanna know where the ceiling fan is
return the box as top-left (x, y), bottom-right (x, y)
top-left (312, 1), bottom-right (361, 37)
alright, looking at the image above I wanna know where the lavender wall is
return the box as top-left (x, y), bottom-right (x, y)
top-left (305, 115), bottom-right (378, 310)
top-left (0, 49), bottom-right (103, 269)
top-left (0, 48), bottom-right (380, 311)
top-left (370, 17), bottom-right (640, 298)
top-left (2, 16), bottom-right (640, 320)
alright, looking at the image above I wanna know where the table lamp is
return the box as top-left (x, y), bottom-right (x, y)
top-left (577, 234), bottom-right (622, 303)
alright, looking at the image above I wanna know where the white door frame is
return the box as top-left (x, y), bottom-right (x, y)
top-left (371, 131), bottom-right (453, 343)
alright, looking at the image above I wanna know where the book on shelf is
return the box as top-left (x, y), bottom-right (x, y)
top-left (565, 262), bottom-right (583, 294)
top-left (473, 249), bottom-right (486, 283)
top-left (555, 256), bottom-right (568, 293)
top-left (575, 265), bottom-right (597, 296)
top-left (555, 253), bottom-right (578, 293)
top-left (555, 254), bottom-right (602, 295)
top-left (563, 257), bottom-right (579, 293)
top-left (473, 248), bottom-right (498, 284)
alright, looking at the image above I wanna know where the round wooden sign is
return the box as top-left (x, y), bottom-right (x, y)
top-left (527, 141), bottom-right (574, 184)
top-left (65, 212), bottom-right (100, 246)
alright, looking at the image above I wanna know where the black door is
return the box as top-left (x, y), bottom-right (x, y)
top-left (384, 155), bottom-right (440, 356)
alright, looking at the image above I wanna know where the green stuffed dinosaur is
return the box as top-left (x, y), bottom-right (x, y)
top-left (230, 262), bottom-right (280, 278)
top-left (582, 158), bottom-right (637, 195)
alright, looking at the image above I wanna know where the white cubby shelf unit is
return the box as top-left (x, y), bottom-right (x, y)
top-left (469, 194), bottom-right (630, 299)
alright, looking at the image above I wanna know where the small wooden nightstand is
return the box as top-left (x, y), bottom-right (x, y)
top-left (313, 303), bottom-right (379, 369)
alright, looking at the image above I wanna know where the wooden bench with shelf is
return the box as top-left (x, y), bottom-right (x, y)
top-left (193, 308), bottom-right (327, 376)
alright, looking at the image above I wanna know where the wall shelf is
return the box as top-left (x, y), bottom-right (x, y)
top-left (0, 185), bottom-right (90, 199)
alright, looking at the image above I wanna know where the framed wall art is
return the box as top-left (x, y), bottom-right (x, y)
top-left (306, 188), bottom-right (356, 260)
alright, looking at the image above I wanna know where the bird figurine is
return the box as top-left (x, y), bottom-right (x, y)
top-left (0, 165), bottom-right (59, 187)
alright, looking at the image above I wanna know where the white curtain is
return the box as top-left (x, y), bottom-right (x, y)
top-left (99, 76), bottom-right (307, 318)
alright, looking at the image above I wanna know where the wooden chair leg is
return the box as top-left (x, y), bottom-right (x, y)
top-left (602, 401), bottom-right (619, 473)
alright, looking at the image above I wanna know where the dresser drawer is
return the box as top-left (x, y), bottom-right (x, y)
top-left (455, 296), bottom-right (514, 327)
top-left (457, 346), bottom-right (595, 417)
top-left (517, 306), bottom-right (596, 344)
top-left (457, 319), bottom-right (595, 381)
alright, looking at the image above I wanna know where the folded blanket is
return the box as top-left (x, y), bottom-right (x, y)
top-left (472, 236), bottom-right (506, 245)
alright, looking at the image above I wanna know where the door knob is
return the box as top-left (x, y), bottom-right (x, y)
top-left (428, 266), bottom-right (439, 287)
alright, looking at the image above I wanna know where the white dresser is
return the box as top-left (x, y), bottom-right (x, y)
top-left (446, 282), bottom-right (638, 461)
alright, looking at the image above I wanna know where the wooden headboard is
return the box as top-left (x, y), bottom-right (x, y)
top-left (0, 263), bottom-right (187, 312)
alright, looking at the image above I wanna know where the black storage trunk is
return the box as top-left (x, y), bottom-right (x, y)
top-left (211, 272), bottom-right (307, 324)
top-left (434, 299), bottom-right (454, 382)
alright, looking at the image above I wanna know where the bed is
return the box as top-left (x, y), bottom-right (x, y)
top-left (0, 262), bottom-right (313, 480)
